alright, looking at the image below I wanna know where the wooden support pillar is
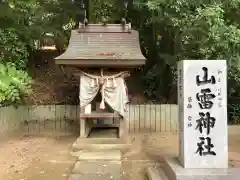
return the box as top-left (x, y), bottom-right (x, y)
top-left (80, 117), bottom-right (86, 138)
top-left (79, 107), bottom-right (86, 138)
top-left (119, 117), bottom-right (128, 143)
top-left (85, 119), bottom-right (92, 138)
top-left (79, 107), bottom-right (92, 138)
top-left (80, 119), bottom-right (92, 138)
top-left (79, 75), bottom-right (92, 138)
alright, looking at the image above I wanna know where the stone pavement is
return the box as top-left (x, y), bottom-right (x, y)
top-left (68, 149), bottom-right (122, 180)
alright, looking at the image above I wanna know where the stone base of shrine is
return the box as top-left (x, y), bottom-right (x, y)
top-left (163, 157), bottom-right (239, 180)
top-left (72, 137), bottom-right (131, 152)
top-left (79, 112), bottom-right (128, 142)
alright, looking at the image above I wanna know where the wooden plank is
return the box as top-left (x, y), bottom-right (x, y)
top-left (91, 124), bottom-right (119, 128)
top-left (80, 113), bottom-right (120, 119)
top-left (74, 72), bottom-right (130, 78)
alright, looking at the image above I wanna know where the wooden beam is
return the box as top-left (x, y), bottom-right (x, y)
top-left (74, 71), bottom-right (130, 78)
top-left (80, 112), bottom-right (120, 119)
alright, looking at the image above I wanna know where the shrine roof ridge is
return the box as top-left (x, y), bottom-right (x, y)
top-left (77, 23), bottom-right (132, 33)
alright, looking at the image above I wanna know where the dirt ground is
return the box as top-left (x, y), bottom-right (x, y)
top-left (0, 131), bottom-right (240, 180)
top-left (0, 136), bottom-right (76, 180)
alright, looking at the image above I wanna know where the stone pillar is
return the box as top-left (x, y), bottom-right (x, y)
top-left (178, 60), bottom-right (228, 168)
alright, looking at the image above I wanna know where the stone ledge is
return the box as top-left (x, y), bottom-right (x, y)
top-left (72, 138), bottom-right (131, 151)
top-left (163, 156), bottom-right (239, 180)
top-left (146, 165), bottom-right (169, 180)
top-left (76, 150), bottom-right (121, 160)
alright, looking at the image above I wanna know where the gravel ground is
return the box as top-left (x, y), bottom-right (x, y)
top-left (0, 131), bottom-right (239, 180)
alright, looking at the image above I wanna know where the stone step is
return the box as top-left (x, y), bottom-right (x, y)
top-left (72, 142), bottom-right (131, 151)
top-left (146, 166), bottom-right (169, 180)
top-left (72, 138), bottom-right (131, 151)
top-left (76, 137), bottom-right (121, 144)
top-left (71, 150), bottom-right (121, 160)
top-left (158, 168), bottom-right (169, 180)
top-left (68, 173), bottom-right (120, 180)
top-left (72, 160), bottom-right (121, 175)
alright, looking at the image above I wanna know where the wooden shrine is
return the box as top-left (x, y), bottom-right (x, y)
top-left (54, 22), bottom-right (146, 142)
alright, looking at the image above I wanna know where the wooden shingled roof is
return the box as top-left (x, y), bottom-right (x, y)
top-left (54, 24), bottom-right (146, 67)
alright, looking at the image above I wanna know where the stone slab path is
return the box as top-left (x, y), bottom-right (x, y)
top-left (68, 150), bottom-right (122, 180)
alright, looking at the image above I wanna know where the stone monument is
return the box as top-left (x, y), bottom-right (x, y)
top-left (164, 60), bottom-right (238, 180)
top-left (178, 60), bottom-right (228, 168)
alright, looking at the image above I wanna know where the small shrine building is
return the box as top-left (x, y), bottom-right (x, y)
top-left (55, 22), bottom-right (146, 143)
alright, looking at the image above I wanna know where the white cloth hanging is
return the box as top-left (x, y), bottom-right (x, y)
top-left (79, 71), bottom-right (129, 117)
top-left (79, 75), bottom-right (100, 107)
top-left (103, 77), bottom-right (129, 117)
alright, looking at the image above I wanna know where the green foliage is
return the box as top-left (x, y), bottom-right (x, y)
top-left (228, 66), bottom-right (240, 124)
top-left (167, 2), bottom-right (240, 63)
top-left (0, 27), bottom-right (31, 105)
top-left (91, 0), bottom-right (123, 22)
top-left (134, 0), bottom-right (240, 62)
top-left (0, 0), bottom-right (78, 49)
top-left (132, 0), bottom-right (240, 101)
top-left (0, 28), bottom-right (28, 69)
top-left (35, 0), bottom-right (78, 49)
top-left (0, 63), bottom-right (32, 106)
top-left (0, 0), bottom-right (80, 106)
